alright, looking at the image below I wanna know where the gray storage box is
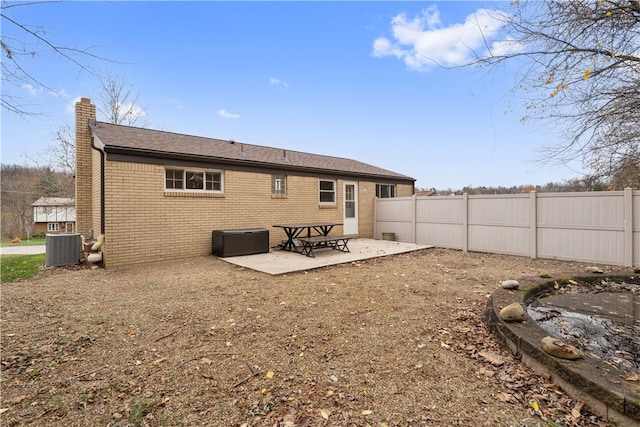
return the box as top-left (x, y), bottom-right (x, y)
top-left (45, 233), bottom-right (81, 266)
top-left (212, 228), bottom-right (269, 257)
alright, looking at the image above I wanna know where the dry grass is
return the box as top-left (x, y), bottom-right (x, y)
top-left (1, 248), bottom-right (625, 426)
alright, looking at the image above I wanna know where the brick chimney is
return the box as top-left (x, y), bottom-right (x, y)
top-left (75, 98), bottom-right (97, 239)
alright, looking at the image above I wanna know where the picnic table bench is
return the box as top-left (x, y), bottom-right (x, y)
top-left (298, 235), bottom-right (351, 258)
top-left (273, 223), bottom-right (342, 253)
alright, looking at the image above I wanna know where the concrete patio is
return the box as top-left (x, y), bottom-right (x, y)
top-left (217, 238), bottom-right (432, 275)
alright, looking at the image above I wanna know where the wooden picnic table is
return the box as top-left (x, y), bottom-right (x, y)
top-left (272, 222), bottom-right (342, 252)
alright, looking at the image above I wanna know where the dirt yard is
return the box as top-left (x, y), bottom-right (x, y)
top-left (1, 248), bottom-right (627, 426)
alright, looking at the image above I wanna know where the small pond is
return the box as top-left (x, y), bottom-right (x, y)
top-left (527, 277), bottom-right (639, 375)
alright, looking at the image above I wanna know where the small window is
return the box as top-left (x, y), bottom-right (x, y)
top-left (47, 223), bottom-right (59, 232)
top-left (272, 174), bottom-right (286, 195)
top-left (165, 169), bottom-right (183, 190)
top-left (205, 172), bottom-right (222, 191)
top-left (165, 168), bottom-right (223, 192)
top-left (376, 184), bottom-right (396, 198)
top-left (319, 180), bottom-right (336, 203)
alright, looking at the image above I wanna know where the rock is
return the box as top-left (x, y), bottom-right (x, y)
top-left (585, 266), bottom-right (603, 274)
top-left (499, 302), bottom-right (525, 322)
top-left (501, 280), bottom-right (519, 290)
top-left (541, 336), bottom-right (582, 360)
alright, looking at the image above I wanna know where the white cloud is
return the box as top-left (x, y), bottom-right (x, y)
top-left (269, 77), bottom-right (290, 88)
top-left (372, 6), bottom-right (518, 71)
top-left (490, 38), bottom-right (523, 57)
top-left (22, 83), bottom-right (40, 95)
top-left (218, 109), bottom-right (240, 119)
top-left (66, 96), bottom-right (83, 113)
top-left (119, 103), bottom-right (146, 119)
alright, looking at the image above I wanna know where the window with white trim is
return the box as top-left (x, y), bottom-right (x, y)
top-left (319, 180), bottom-right (336, 203)
top-left (376, 183), bottom-right (396, 198)
top-left (165, 169), bottom-right (223, 192)
top-left (272, 174), bottom-right (286, 195)
top-left (47, 223), bottom-right (59, 232)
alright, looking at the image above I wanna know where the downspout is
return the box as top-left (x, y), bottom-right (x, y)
top-left (89, 120), bottom-right (106, 236)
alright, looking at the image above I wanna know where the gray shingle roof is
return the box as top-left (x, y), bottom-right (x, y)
top-left (31, 197), bottom-right (75, 207)
top-left (89, 122), bottom-right (414, 182)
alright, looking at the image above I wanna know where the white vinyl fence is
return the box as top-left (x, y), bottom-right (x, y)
top-left (374, 189), bottom-right (639, 267)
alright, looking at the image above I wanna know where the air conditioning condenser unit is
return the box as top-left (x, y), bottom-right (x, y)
top-left (45, 233), bottom-right (82, 267)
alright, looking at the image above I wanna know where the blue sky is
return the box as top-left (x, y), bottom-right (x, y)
top-left (1, 1), bottom-right (585, 190)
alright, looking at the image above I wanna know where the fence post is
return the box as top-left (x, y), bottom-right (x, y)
top-left (529, 191), bottom-right (537, 259)
top-left (462, 193), bottom-right (468, 252)
top-left (411, 194), bottom-right (417, 244)
top-left (624, 188), bottom-right (633, 267)
top-left (373, 197), bottom-right (378, 239)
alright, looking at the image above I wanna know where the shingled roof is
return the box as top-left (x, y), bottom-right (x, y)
top-left (89, 121), bottom-right (414, 183)
top-left (31, 197), bottom-right (75, 207)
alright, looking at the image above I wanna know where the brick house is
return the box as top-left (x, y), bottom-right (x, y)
top-left (32, 197), bottom-right (76, 234)
top-left (75, 98), bottom-right (415, 268)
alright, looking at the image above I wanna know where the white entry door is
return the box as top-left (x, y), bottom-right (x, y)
top-left (343, 181), bottom-right (358, 235)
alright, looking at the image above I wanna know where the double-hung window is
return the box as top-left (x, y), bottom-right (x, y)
top-left (165, 168), bottom-right (223, 192)
top-left (47, 223), bottom-right (59, 232)
top-left (319, 180), bottom-right (336, 204)
top-left (272, 174), bottom-right (286, 195)
top-left (376, 183), bottom-right (396, 198)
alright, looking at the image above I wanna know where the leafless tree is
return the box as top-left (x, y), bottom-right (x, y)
top-left (43, 74), bottom-right (148, 176)
top-left (467, 1), bottom-right (640, 184)
top-left (0, 165), bottom-right (37, 239)
top-left (46, 122), bottom-right (76, 175)
top-left (0, 1), bottom-right (110, 116)
top-left (97, 74), bottom-right (149, 127)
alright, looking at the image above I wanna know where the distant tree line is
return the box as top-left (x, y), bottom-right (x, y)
top-left (0, 164), bottom-right (74, 240)
top-left (420, 166), bottom-right (640, 195)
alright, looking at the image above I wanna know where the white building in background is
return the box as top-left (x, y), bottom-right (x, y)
top-left (32, 197), bottom-right (76, 234)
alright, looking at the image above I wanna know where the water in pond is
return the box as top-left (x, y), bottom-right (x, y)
top-left (527, 278), bottom-right (639, 375)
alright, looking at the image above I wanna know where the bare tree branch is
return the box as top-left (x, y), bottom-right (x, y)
top-left (1, 1), bottom-right (118, 115)
top-left (461, 1), bottom-right (640, 185)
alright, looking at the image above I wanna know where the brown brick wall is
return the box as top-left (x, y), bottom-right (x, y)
top-left (397, 184), bottom-right (414, 198)
top-left (100, 162), bottom-right (410, 268)
top-left (33, 222), bottom-right (75, 234)
top-left (91, 149), bottom-right (102, 238)
top-left (74, 98), bottom-right (96, 238)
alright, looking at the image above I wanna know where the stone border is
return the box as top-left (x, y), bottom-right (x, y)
top-left (486, 274), bottom-right (640, 426)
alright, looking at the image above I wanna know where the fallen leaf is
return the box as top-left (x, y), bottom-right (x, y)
top-left (479, 367), bottom-right (495, 377)
top-left (0, 408), bottom-right (8, 414)
top-left (200, 357), bottom-right (212, 365)
top-left (571, 402), bottom-right (584, 422)
top-left (362, 409), bottom-right (373, 415)
top-left (10, 395), bottom-right (26, 404)
top-left (626, 374), bottom-right (639, 382)
top-left (496, 392), bottom-right (513, 403)
top-left (478, 351), bottom-right (507, 366)
top-left (319, 409), bottom-right (330, 419)
top-left (153, 357), bottom-right (167, 365)
top-left (530, 400), bottom-right (540, 412)
top-left (266, 371), bottom-right (275, 379)
top-left (283, 414), bottom-right (295, 427)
